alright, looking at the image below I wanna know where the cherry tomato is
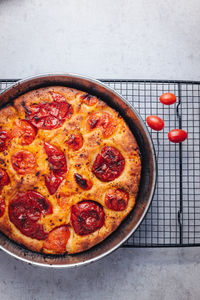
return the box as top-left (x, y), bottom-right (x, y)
top-left (0, 167), bottom-right (10, 190)
top-left (87, 112), bottom-right (117, 138)
top-left (13, 119), bottom-right (37, 145)
top-left (66, 133), bottom-right (83, 151)
top-left (105, 188), bottom-right (129, 211)
top-left (92, 146), bottom-right (125, 182)
top-left (11, 150), bottom-right (36, 174)
top-left (50, 91), bottom-right (67, 102)
top-left (0, 196), bottom-right (5, 217)
top-left (43, 225), bottom-right (70, 253)
top-left (45, 173), bottom-right (64, 195)
top-left (168, 129), bottom-right (187, 143)
top-left (146, 116), bottom-right (164, 131)
top-left (26, 100), bottom-right (73, 130)
top-left (0, 129), bottom-right (11, 152)
top-left (44, 142), bottom-right (67, 176)
top-left (80, 93), bottom-right (98, 106)
top-left (71, 200), bottom-right (105, 235)
top-left (9, 191), bottom-right (52, 240)
top-left (160, 93), bottom-right (176, 105)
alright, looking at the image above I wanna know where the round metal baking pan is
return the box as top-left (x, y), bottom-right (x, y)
top-left (0, 73), bottom-right (156, 268)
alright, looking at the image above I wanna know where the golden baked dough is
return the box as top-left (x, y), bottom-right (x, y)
top-left (0, 86), bottom-right (141, 254)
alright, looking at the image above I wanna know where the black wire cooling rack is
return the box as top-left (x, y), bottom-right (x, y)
top-left (0, 79), bottom-right (199, 248)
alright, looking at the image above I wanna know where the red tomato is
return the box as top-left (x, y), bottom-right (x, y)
top-left (45, 173), bottom-right (64, 195)
top-left (105, 188), bottom-right (129, 211)
top-left (9, 191), bottom-right (52, 240)
top-left (71, 200), bottom-right (105, 235)
top-left (80, 93), bottom-right (98, 106)
top-left (0, 196), bottom-right (5, 217)
top-left (44, 142), bottom-right (67, 176)
top-left (43, 225), bottom-right (70, 253)
top-left (50, 91), bottom-right (67, 102)
top-left (11, 150), bottom-right (36, 174)
top-left (87, 112), bottom-right (117, 138)
top-left (26, 100), bottom-right (73, 130)
top-left (0, 129), bottom-right (11, 152)
top-left (92, 146), bottom-right (125, 182)
top-left (0, 167), bottom-right (10, 190)
top-left (13, 119), bottom-right (37, 145)
top-left (146, 116), bottom-right (164, 131)
top-left (168, 129), bottom-right (187, 143)
top-left (66, 133), bottom-right (83, 151)
top-left (160, 93), bottom-right (176, 105)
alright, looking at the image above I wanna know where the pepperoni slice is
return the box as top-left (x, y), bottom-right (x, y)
top-left (43, 225), bottom-right (70, 253)
top-left (74, 173), bottom-right (93, 190)
top-left (92, 146), bottom-right (125, 182)
top-left (0, 196), bottom-right (5, 217)
top-left (105, 189), bottom-right (129, 211)
top-left (0, 129), bottom-right (11, 152)
top-left (13, 119), bottom-right (37, 145)
top-left (44, 142), bottom-right (67, 175)
top-left (80, 93), bottom-right (98, 106)
top-left (26, 98), bottom-right (73, 130)
top-left (71, 200), bottom-right (105, 236)
top-left (11, 150), bottom-right (36, 175)
top-left (66, 133), bottom-right (83, 151)
top-left (87, 112), bottom-right (117, 138)
top-left (45, 173), bottom-right (64, 195)
top-left (9, 191), bottom-right (52, 240)
top-left (0, 167), bottom-right (10, 190)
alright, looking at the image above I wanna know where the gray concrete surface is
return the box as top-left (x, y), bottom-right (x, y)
top-left (0, 0), bottom-right (200, 80)
top-left (0, 0), bottom-right (200, 299)
top-left (0, 247), bottom-right (200, 300)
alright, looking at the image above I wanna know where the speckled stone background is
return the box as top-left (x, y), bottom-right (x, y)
top-left (0, 1), bottom-right (200, 299)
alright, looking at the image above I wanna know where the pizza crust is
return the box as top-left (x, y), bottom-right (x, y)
top-left (0, 86), bottom-right (141, 254)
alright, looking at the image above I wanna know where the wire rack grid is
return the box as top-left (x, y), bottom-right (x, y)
top-left (0, 79), bottom-right (199, 248)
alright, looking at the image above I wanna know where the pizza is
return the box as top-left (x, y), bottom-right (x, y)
top-left (0, 86), bottom-right (141, 254)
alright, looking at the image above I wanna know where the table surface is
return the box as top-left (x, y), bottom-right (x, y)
top-left (0, 1), bottom-right (200, 299)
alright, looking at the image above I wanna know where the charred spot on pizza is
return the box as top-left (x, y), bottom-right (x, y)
top-left (74, 173), bottom-right (93, 190)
